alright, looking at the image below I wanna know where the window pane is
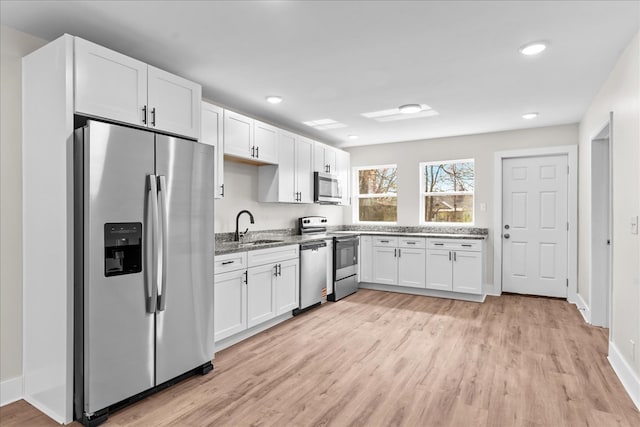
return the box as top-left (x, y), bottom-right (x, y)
top-left (358, 167), bottom-right (397, 195)
top-left (359, 197), bottom-right (397, 222)
top-left (425, 162), bottom-right (474, 193)
top-left (424, 195), bottom-right (473, 223)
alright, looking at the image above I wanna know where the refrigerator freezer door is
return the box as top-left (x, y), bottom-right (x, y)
top-left (154, 135), bottom-right (214, 384)
top-left (83, 121), bottom-right (155, 413)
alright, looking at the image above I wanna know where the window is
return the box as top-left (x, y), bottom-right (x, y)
top-left (421, 160), bottom-right (474, 224)
top-left (354, 165), bottom-right (397, 222)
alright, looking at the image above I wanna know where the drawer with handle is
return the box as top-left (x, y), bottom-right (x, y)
top-left (372, 236), bottom-right (399, 247)
top-left (399, 237), bottom-right (426, 249)
top-left (214, 251), bottom-right (248, 274)
top-left (427, 239), bottom-right (482, 251)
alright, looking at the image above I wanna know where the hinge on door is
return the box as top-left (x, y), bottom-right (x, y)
top-left (566, 278), bottom-right (569, 288)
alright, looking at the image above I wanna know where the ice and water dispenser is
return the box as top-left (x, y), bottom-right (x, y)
top-left (104, 223), bottom-right (142, 276)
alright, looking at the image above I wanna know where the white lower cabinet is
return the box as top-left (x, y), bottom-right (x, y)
top-left (214, 269), bottom-right (247, 342)
top-left (397, 248), bottom-right (427, 288)
top-left (275, 258), bottom-right (299, 315)
top-left (214, 245), bottom-right (299, 343)
top-left (372, 246), bottom-right (398, 285)
top-left (426, 239), bottom-right (483, 294)
top-left (359, 236), bottom-right (372, 282)
top-left (247, 263), bottom-right (277, 328)
top-left (371, 236), bottom-right (426, 287)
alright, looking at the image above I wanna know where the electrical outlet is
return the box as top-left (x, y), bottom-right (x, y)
top-left (480, 202), bottom-right (487, 212)
top-left (631, 216), bottom-right (638, 235)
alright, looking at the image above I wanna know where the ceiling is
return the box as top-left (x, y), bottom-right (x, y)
top-left (1, 1), bottom-right (638, 148)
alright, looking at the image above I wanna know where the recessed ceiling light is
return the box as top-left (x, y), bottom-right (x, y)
top-left (348, 134), bottom-right (358, 140)
top-left (266, 95), bottom-right (283, 104)
top-left (522, 112), bottom-right (539, 119)
top-left (519, 41), bottom-right (548, 56)
top-left (398, 104), bottom-right (423, 114)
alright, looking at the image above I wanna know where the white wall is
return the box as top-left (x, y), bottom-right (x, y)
top-left (345, 124), bottom-right (579, 290)
top-left (214, 161), bottom-right (347, 233)
top-left (0, 26), bottom-right (46, 386)
top-left (579, 32), bottom-right (639, 378)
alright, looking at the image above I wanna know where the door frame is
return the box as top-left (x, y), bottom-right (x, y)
top-left (590, 114), bottom-right (613, 328)
top-left (493, 145), bottom-right (578, 301)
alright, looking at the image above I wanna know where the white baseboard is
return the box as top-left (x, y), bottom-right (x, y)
top-left (574, 293), bottom-right (591, 324)
top-left (214, 312), bottom-right (293, 352)
top-left (0, 376), bottom-right (23, 406)
top-left (608, 340), bottom-right (640, 411)
top-left (359, 283), bottom-right (485, 303)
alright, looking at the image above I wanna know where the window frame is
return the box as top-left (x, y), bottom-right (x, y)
top-left (352, 164), bottom-right (398, 224)
top-left (419, 159), bottom-right (475, 226)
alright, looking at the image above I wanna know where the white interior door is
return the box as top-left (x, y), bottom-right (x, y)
top-left (502, 155), bottom-right (568, 297)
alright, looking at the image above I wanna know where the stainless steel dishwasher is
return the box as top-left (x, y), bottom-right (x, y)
top-left (295, 241), bottom-right (327, 314)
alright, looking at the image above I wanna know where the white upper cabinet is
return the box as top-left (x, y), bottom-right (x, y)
top-left (223, 110), bottom-right (253, 158)
top-left (75, 37), bottom-right (147, 127)
top-left (223, 111), bottom-right (278, 164)
top-left (253, 120), bottom-right (279, 164)
top-left (147, 66), bottom-right (201, 139)
top-left (258, 131), bottom-right (314, 204)
top-left (314, 142), bottom-right (337, 174)
top-left (296, 137), bottom-right (314, 203)
top-left (335, 149), bottom-right (351, 206)
top-left (74, 37), bottom-right (201, 140)
top-left (201, 101), bottom-right (224, 199)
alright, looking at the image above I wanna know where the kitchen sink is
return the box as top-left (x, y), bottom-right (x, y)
top-left (240, 239), bottom-right (284, 246)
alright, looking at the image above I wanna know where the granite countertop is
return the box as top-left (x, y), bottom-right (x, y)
top-left (215, 229), bottom-right (487, 256)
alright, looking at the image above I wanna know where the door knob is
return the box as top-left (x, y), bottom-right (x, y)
top-left (504, 233), bottom-right (510, 239)
top-left (504, 224), bottom-right (510, 230)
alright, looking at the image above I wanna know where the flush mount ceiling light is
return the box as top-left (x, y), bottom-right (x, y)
top-left (519, 41), bottom-right (548, 56)
top-left (361, 104), bottom-right (438, 122)
top-left (266, 95), bottom-right (283, 104)
top-left (398, 104), bottom-right (423, 114)
top-left (347, 134), bottom-right (359, 140)
top-left (522, 112), bottom-right (539, 119)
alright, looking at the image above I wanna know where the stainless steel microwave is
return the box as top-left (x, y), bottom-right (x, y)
top-left (314, 172), bottom-right (342, 204)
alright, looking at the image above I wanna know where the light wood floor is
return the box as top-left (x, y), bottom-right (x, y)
top-left (2, 290), bottom-right (639, 426)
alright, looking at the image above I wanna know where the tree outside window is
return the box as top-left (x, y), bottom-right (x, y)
top-left (354, 165), bottom-right (397, 222)
top-left (421, 160), bottom-right (474, 224)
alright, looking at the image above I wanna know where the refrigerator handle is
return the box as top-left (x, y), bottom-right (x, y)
top-left (146, 175), bottom-right (159, 313)
top-left (157, 175), bottom-right (169, 311)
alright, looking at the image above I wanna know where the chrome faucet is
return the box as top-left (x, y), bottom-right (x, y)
top-left (234, 210), bottom-right (255, 242)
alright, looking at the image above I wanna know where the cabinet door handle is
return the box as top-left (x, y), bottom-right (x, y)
top-left (394, 248), bottom-right (397, 257)
top-left (448, 251), bottom-right (451, 261)
top-left (380, 240), bottom-right (389, 243)
top-left (298, 192), bottom-right (302, 202)
top-left (434, 243), bottom-right (444, 246)
top-left (278, 264), bottom-right (282, 276)
top-left (221, 260), bottom-right (234, 265)
top-left (461, 244), bottom-right (472, 247)
top-left (256, 146), bottom-right (259, 158)
top-left (151, 108), bottom-right (156, 126)
top-left (142, 105), bottom-right (147, 124)
top-left (243, 270), bottom-right (248, 284)
top-left (453, 252), bottom-right (457, 261)
top-left (398, 248), bottom-right (401, 257)
top-left (274, 264), bottom-right (278, 277)
top-left (220, 184), bottom-right (225, 197)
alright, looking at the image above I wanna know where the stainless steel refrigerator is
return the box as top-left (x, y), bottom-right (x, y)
top-left (73, 120), bottom-right (214, 425)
